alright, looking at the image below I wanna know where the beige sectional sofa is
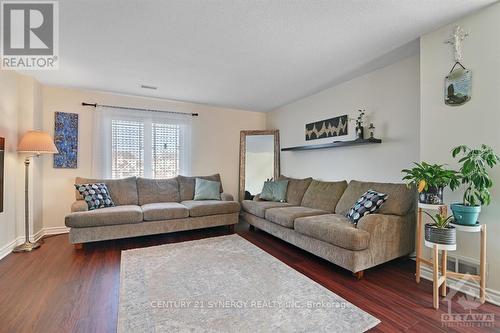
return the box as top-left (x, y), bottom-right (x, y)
top-left (240, 177), bottom-right (415, 277)
top-left (65, 174), bottom-right (240, 247)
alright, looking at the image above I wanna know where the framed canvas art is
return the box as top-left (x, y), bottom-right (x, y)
top-left (53, 112), bottom-right (78, 168)
top-left (305, 115), bottom-right (348, 141)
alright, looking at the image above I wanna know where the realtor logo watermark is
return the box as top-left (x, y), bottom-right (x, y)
top-left (441, 274), bottom-right (495, 328)
top-left (1, 1), bottom-right (58, 70)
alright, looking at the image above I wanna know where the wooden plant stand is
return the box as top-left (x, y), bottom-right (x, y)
top-left (415, 203), bottom-right (487, 309)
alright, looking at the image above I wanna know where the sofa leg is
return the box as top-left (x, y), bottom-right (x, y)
top-left (249, 225), bottom-right (255, 231)
top-left (353, 271), bottom-right (364, 280)
top-left (228, 225), bottom-right (235, 234)
top-left (73, 243), bottom-right (83, 250)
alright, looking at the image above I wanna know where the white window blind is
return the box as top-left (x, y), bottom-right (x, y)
top-left (92, 107), bottom-right (191, 179)
top-left (111, 119), bottom-right (144, 178)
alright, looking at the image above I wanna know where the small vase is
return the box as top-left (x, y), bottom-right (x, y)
top-left (355, 126), bottom-right (364, 140)
top-left (418, 186), bottom-right (444, 205)
top-left (425, 223), bottom-right (456, 245)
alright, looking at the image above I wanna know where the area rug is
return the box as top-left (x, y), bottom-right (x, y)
top-left (118, 235), bottom-right (380, 332)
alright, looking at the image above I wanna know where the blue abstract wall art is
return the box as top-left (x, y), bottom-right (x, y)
top-left (53, 112), bottom-right (78, 168)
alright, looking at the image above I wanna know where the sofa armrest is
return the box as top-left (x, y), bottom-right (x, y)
top-left (71, 200), bottom-right (88, 213)
top-left (356, 213), bottom-right (415, 265)
top-left (220, 192), bottom-right (234, 201)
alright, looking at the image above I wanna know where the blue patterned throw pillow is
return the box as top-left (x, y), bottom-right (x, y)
top-left (346, 189), bottom-right (388, 225)
top-left (75, 183), bottom-right (115, 210)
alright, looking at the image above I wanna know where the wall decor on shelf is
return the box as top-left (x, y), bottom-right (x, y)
top-left (0, 137), bottom-right (4, 213)
top-left (305, 114), bottom-right (347, 141)
top-left (53, 112), bottom-right (78, 168)
top-left (444, 26), bottom-right (471, 106)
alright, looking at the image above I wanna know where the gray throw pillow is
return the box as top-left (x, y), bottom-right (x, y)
top-left (193, 178), bottom-right (221, 200)
top-left (260, 180), bottom-right (289, 202)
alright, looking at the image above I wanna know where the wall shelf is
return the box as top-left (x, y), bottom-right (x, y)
top-left (281, 138), bottom-right (382, 151)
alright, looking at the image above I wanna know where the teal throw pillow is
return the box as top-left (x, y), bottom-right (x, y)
top-left (260, 180), bottom-right (289, 202)
top-left (194, 178), bottom-right (221, 200)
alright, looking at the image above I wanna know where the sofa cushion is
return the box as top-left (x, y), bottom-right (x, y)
top-left (178, 174), bottom-right (223, 201)
top-left (65, 205), bottom-right (143, 228)
top-left (193, 178), bottom-right (221, 200)
top-left (141, 202), bottom-right (189, 221)
top-left (294, 214), bottom-right (370, 251)
top-left (260, 180), bottom-right (289, 202)
top-left (346, 189), bottom-right (388, 225)
top-left (181, 200), bottom-right (240, 217)
top-left (75, 177), bottom-right (138, 206)
top-left (335, 180), bottom-right (415, 216)
top-left (264, 206), bottom-right (328, 228)
top-left (241, 200), bottom-right (292, 218)
top-left (279, 176), bottom-right (313, 205)
top-left (137, 177), bottom-right (180, 205)
top-left (301, 180), bottom-right (348, 213)
top-left (74, 183), bottom-right (115, 210)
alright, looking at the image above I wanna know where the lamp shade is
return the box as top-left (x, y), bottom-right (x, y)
top-left (17, 130), bottom-right (58, 154)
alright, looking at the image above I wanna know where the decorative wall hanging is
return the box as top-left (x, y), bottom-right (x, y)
top-left (444, 26), bottom-right (471, 106)
top-left (0, 137), bottom-right (4, 213)
top-left (445, 63), bottom-right (472, 106)
top-left (305, 115), bottom-right (347, 141)
top-left (53, 112), bottom-right (78, 168)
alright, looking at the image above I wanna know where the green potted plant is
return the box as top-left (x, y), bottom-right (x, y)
top-left (424, 212), bottom-right (456, 245)
top-left (402, 162), bottom-right (460, 204)
top-left (450, 144), bottom-right (500, 225)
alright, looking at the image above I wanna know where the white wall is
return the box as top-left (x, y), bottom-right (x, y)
top-left (420, 2), bottom-right (500, 291)
top-left (41, 86), bottom-right (266, 229)
top-left (0, 72), bottom-right (19, 255)
top-left (267, 55), bottom-right (420, 183)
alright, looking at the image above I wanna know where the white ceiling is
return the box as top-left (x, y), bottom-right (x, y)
top-left (28, 0), bottom-right (495, 112)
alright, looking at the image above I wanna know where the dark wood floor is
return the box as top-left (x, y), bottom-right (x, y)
top-left (0, 222), bottom-right (499, 333)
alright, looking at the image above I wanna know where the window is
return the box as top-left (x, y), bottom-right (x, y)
top-left (93, 107), bottom-right (191, 179)
top-left (111, 119), bottom-right (144, 178)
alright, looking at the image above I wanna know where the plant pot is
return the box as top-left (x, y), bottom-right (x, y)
top-left (424, 223), bottom-right (456, 245)
top-left (418, 186), bottom-right (444, 205)
top-left (450, 203), bottom-right (481, 226)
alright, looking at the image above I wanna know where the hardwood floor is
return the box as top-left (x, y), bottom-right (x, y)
top-left (0, 222), bottom-right (498, 333)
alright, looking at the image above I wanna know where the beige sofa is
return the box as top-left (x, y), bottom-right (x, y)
top-left (65, 174), bottom-right (240, 247)
top-left (240, 177), bottom-right (415, 277)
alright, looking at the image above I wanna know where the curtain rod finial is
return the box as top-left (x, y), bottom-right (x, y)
top-left (82, 102), bottom-right (97, 107)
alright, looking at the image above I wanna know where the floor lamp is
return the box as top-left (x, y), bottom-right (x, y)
top-left (13, 130), bottom-right (58, 253)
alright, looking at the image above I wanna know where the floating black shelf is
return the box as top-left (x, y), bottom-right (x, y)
top-left (281, 138), bottom-right (382, 151)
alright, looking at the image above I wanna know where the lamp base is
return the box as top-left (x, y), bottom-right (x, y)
top-left (12, 241), bottom-right (41, 253)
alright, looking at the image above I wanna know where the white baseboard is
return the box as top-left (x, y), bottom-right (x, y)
top-left (0, 226), bottom-right (69, 261)
top-left (419, 264), bottom-right (500, 306)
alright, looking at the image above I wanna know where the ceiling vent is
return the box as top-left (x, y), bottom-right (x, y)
top-left (140, 84), bottom-right (157, 90)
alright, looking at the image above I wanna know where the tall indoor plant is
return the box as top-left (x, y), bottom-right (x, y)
top-left (402, 162), bottom-right (460, 204)
top-left (450, 144), bottom-right (500, 225)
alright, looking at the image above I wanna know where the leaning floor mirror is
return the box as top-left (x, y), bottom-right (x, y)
top-left (239, 130), bottom-right (280, 202)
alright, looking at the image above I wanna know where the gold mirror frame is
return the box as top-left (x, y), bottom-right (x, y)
top-left (238, 130), bottom-right (280, 202)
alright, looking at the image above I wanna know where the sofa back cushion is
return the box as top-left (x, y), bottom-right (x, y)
top-left (137, 177), bottom-right (180, 205)
top-left (178, 174), bottom-right (223, 201)
top-left (335, 180), bottom-right (415, 216)
top-left (278, 176), bottom-right (313, 205)
top-left (301, 180), bottom-right (348, 213)
top-left (75, 176), bottom-right (138, 206)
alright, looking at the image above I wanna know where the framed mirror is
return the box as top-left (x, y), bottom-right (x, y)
top-left (239, 130), bottom-right (280, 202)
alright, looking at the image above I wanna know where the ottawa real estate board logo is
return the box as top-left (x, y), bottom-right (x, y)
top-left (1, 1), bottom-right (59, 70)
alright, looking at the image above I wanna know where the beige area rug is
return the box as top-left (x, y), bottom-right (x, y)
top-left (118, 235), bottom-right (380, 332)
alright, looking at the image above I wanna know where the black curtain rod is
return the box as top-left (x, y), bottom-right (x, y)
top-left (81, 102), bottom-right (198, 117)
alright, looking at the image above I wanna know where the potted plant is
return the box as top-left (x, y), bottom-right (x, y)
top-left (450, 144), bottom-right (500, 225)
top-left (424, 212), bottom-right (456, 245)
top-left (402, 162), bottom-right (460, 204)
